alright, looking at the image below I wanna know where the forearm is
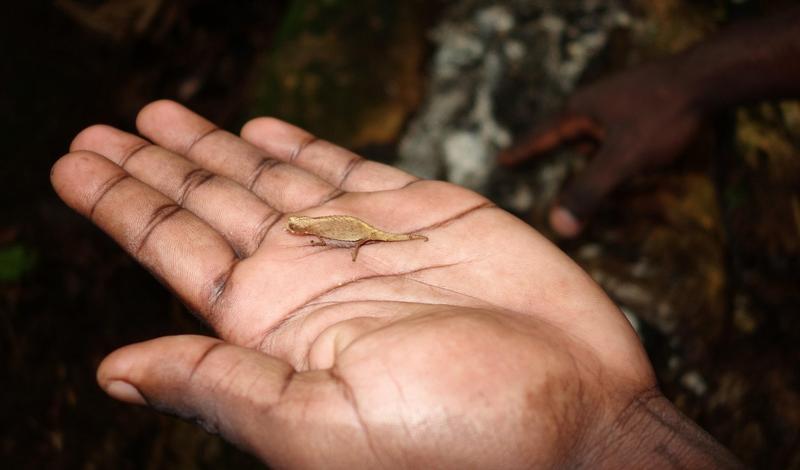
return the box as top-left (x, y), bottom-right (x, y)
top-left (583, 388), bottom-right (744, 469)
top-left (677, 6), bottom-right (800, 112)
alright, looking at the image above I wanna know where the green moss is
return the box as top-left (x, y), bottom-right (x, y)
top-left (0, 244), bottom-right (37, 281)
top-left (250, 0), bottom-right (428, 148)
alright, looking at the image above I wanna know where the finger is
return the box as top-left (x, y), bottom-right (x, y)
top-left (71, 125), bottom-right (282, 257)
top-left (51, 151), bottom-right (238, 326)
top-left (97, 335), bottom-right (357, 466)
top-left (498, 113), bottom-right (604, 166)
top-left (550, 142), bottom-right (633, 238)
top-left (241, 117), bottom-right (417, 192)
top-left (136, 100), bottom-right (341, 212)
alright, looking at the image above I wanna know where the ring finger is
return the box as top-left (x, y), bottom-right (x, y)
top-left (135, 100), bottom-right (345, 210)
top-left (71, 125), bottom-right (283, 257)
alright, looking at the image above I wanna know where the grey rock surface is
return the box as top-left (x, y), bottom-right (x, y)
top-left (398, 0), bottom-right (631, 196)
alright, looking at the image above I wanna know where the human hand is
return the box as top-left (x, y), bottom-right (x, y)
top-left (51, 101), bottom-right (736, 468)
top-left (498, 58), bottom-right (705, 238)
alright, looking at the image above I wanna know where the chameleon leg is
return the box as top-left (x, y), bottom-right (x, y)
top-left (351, 240), bottom-right (369, 262)
top-left (310, 238), bottom-right (326, 246)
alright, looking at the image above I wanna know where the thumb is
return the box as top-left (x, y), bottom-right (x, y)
top-left (551, 142), bottom-right (635, 238)
top-left (97, 335), bottom-right (299, 458)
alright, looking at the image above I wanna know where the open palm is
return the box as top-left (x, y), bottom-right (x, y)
top-left (52, 101), bottom-right (657, 468)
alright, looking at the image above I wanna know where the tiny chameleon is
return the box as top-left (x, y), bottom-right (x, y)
top-left (286, 215), bottom-right (428, 261)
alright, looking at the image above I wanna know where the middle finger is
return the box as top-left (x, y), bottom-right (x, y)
top-left (71, 125), bottom-right (283, 257)
top-left (135, 100), bottom-right (344, 210)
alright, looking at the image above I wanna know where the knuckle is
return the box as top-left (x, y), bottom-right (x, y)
top-left (177, 168), bottom-right (215, 205)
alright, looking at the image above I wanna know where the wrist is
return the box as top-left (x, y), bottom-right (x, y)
top-left (579, 387), bottom-right (744, 469)
top-left (674, 7), bottom-right (800, 114)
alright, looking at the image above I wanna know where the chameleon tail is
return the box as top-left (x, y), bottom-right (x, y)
top-left (377, 232), bottom-right (428, 242)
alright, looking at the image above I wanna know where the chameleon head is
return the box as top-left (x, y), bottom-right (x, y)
top-left (286, 215), bottom-right (313, 234)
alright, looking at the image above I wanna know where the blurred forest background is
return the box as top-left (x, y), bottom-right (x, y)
top-left (1, 0), bottom-right (799, 468)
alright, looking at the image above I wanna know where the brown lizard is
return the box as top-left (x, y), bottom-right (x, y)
top-left (286, 215), bottom-right (428, 261)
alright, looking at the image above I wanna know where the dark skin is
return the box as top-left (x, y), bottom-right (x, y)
top-left (499, 7), bottom-right (800, 238)
top-left (51, 100), bottom-right (743, 468)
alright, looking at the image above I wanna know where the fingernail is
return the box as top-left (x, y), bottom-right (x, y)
top-left (550, 206), bottom-right (583, 238)
top-left (106, 380), bottom-right (146, 405)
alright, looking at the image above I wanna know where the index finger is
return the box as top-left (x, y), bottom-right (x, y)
top-left (497, 113), bottom-right (604, 166)
top-left (51, 151), bottom-right (239, 332)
